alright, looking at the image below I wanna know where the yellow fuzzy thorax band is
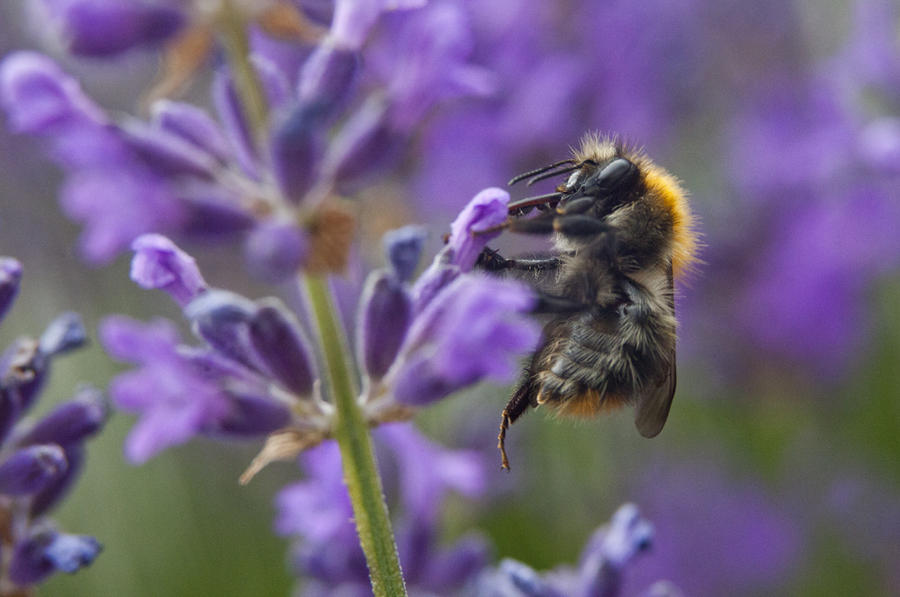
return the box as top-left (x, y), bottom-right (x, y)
top-left (573, 134), bottom-right (698, 278)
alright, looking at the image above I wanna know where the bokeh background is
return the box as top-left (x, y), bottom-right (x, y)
top-left (2, 0), bottom-right (899, 595)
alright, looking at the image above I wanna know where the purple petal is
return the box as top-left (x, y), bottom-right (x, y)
top-left (119, 118), bottom-right (218, 179)
top-left (59, 168), bottom-right (185, 264)
top-left (447, 187), bottom-right (510, 271)
top-left (151, 99), bottom-right (233, 163)
top-left (9, 527), bottom-right (101, 584)
top-left (130, 234), bottom-right (207, 307)
top-left (99, 315), bottom-right (181, 364)
top-left (0, 51), bottom-right (106, 134)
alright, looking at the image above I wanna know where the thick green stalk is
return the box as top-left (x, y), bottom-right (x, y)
top-left (304, 276), bottom-right (408, 597)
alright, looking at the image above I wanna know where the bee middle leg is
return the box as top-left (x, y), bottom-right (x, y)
top-left (475, 247), bottom-right (562, 273)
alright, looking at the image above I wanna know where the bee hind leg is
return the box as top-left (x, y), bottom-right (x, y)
top-left (498, 377), bottom-right (537, 470)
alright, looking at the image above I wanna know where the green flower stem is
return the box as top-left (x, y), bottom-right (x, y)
top-left (304, 275), bottom-right (408, 597)
top-left (217, 12), bottom-right (406, 595)
top-left (217, 0), bottom-right (268, 139)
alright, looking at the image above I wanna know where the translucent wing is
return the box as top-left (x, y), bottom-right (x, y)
top-left (633, 265), bottom-right (677, 438)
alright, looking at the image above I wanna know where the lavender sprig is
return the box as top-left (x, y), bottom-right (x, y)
top-left (0, 258), bottom-right (107, 591)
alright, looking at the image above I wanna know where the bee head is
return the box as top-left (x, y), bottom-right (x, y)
top-left (557, 157), bottom-right (642, 217)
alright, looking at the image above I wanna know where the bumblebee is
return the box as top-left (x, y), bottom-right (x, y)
top-left (477, 134), bottom-right (697, 469)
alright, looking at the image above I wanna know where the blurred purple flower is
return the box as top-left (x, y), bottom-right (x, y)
top-left (37, 0), bottom-right (184, 57)
top-left (0, 258), bottom-right (106, 588)
top-left (276, 423), bottom-right (490, 595)
top-left (620, 463), bottom-right (801, 597)
top-left (475, 503), bottom-right (661, 597)
top-left (100, 301), bottom-right (302, 463)
top-left (0, 51), bottom-right (105, 134)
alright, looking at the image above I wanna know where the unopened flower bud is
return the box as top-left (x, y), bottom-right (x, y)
top-left (0, 444), bottom-right (67, 496)
top-left (358, 271), bottom-right (412, 380)
top-left (249, 299), bottom-right (316, 396)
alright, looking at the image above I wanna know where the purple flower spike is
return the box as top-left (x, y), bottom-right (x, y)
top-left (447, 187), bottom-right (510, 271)
top-left (297, 44), bottom-right (360, 121)
top-left (44, 0), bottom-right (183, 57)
top-left (0, 258), bottom-right (23, 323)
top-left (270, 105), bottom-right (322, 203)
top-left (18, 386), bottom-right (107, 447)
top-left (577, 503), bottom-right (653, 597)
top-left (244, 221), bottom-right (309, 282)
top-left (39, 312), bottom-right (87, 356)
top-left (151, 100), bottom-right (233, 164)
top-left (357, 271), bottom-right (412, 381)
top-left (248, 299), bottom-right (316, 397)
top-left (0, 51), bottom-right (105, 134)
top-left (0, 445), bottom-right (67, 496)
top-left (185, 290), bottom-right (261, 373)
top-left (383, 226), bottom-right (427, 283)
top-left (130, 234), bottom-right (207, 307)
top-left (9, 526), bottom-right (101, 584)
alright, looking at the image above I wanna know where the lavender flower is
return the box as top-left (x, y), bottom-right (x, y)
top-left (104, 188), bottom-right (538, 477)
top-left (2, 1), bottom-right (492, 282)
top-left (0, 257), bottom-right (106, 589)
top-left (275, 423), bottom-right (490, 596)
top-left (475, 503), bottom-right (664, 597)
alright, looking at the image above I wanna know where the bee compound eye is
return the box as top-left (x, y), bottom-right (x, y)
top-left (591, 158), bottom-right (639, 193)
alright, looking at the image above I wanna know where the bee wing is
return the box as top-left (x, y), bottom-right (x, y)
top-left (634, 265), bottom-right (676, 438)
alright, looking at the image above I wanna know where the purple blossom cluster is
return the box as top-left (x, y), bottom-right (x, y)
top-left (277, 424), bottom-right (667, 597)
top-left (0, 0), bottom-right (493, 283)
top-left (0, 258), bottom-right (105, 588)
top-left (276, 424), bottom-right (490, 595)
top-left (101, 189), bottom-right (538, 468)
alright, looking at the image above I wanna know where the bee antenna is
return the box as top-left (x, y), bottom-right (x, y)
top-left (508, 159), bottom-right (576, 186)
top-left (526, 164), bottom-right (581, 186)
